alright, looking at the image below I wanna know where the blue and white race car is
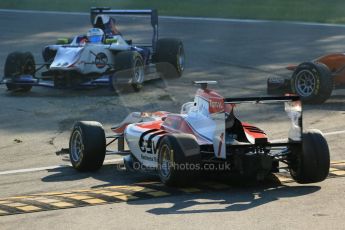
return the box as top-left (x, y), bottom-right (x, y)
top-left (1, 8), bottom-right (185, 92)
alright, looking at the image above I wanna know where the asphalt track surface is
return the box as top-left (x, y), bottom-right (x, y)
top-left (0, 10), bottom-right (345, 229)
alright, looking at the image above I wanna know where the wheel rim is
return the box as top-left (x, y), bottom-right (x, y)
top-left (295, 69), bottom-right (316, 97)
top-left (132, 58), bottom-right (144, 84)
top-left (177, 46), bottom-right (185, 72)
top-left (159, 144), bottom-right (172, 178)
top-left (70, 130), bottom-right (84, 163)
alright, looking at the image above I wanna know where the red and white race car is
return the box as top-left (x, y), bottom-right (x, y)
top-left (69, 81), bottom-right (330, 185)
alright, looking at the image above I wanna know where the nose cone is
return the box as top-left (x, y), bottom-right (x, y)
top-left (50, 46), bottom-right (84, 70)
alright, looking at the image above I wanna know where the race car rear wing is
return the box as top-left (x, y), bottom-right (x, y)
top-left (224, 95), bottom-right (300, 104)
top-left (224, 95), bottom-right (302, 142)
top-left (90, 7), bottom-right (158, 51)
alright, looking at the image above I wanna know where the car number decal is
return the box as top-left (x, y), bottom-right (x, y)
top-left (139, 129), bottom-right (167, 155)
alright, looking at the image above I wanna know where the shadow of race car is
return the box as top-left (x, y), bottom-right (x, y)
top-left (67, 81), bottom-right (330, 186)
top-left (1, 8), bottom-right (185, 92)
top-left (267, 52), bottom-right (345, 103)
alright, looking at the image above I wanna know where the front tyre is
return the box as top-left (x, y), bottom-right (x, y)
top-left (289, 129), bottom-right (330, 184)
top-left (4, 52), bottom-right (35, 92)
top-left (69, 121), bottom-right (106, 171)
top-left (155, 38), bottom-right (185, 78)
top-left (291, 62), bottom-right (333, 104)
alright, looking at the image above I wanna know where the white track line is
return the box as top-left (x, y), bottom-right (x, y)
top-left (272, 130), bottom-right (345, 143)
top-left (323, 130), bottom-right (345, 136)
top-left (0, 165), bottom-right (67, 176)
top-left (0, 159), bottom-right (122, 176)
top-left (1, 8), bottom-right (345, 28)
top-left (0, 8), bottom-right (88, 16)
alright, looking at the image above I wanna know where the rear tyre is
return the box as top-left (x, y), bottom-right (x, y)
top-left (291, 62), bottom-right (333, 104)
top-left (157, 134), bottom-right (200, 186)
top-left (4, 52), bottom-right (35, 92)
top-left (155, 38), bottom-right (185, 78)
top-left (69, 121), bottom-right (106, 171)
top-left (112, 51), bottom-right (145, 92)
top-left (289, 129), bottom-right (330, 183)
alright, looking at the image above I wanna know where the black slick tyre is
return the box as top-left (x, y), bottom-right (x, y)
top-left (155, 38), bottom-right (185, 78)
top-left (289, 129), bottom-right (330, 183)
top-left (157, 134), bottom-right (200, 186)
top-left (291, 62), bottom-right (333, 104)
top-left (69, 121), bottom-right (106, 171)
top-left (4, 52), bottom-right (35, 92)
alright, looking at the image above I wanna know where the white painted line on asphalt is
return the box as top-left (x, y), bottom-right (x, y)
top-left (160, 16), bottom-right (345, 28)
top-left (0, 8), bottom-right (88, 16)
top-left (0, 165), bottom-right (66, 175)
top-left (323, 130), bottom-right (345, 136)
top-left (0, 159), bottom-right (122, 176)
top-left (1, 8), bottom-right (345, 28)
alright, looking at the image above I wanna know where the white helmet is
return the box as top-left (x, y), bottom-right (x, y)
top-left (87, 28), bottom-right (104, 43)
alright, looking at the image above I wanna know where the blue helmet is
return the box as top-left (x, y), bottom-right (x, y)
top-left (87, 28), bottom-right (104, 43)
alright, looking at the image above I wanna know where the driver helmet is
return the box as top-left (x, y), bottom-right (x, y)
top-left (87, 28), bottom-right (104, 43)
